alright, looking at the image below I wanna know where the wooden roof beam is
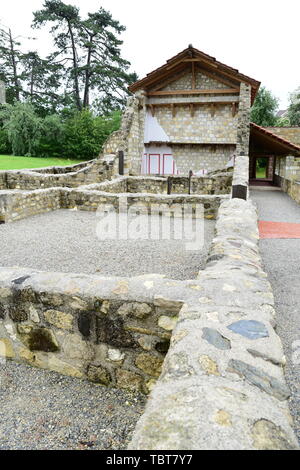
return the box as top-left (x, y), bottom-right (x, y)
top-left (148, 88), bottom-right (240, 96)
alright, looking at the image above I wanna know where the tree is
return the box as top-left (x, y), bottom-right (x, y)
top-left (251, 86), bottom-right (279, 126)
top-left (287, 87), bottom-right (300, 126)
top-left (21, 51), bottom-right (66, 116)
top-left (32, 0), bottom-right (136, 113)
top-left (63, 108), bottom-right (121, 159)
top-left (33, 0), bottom-right (82, 110)
top-left (0, 25), bottom-right (23, 103)
top-left (1, 102), bottom-right (41, 155)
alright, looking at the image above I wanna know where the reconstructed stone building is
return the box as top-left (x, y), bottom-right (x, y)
top-left (103, 45), bottom-right (300, 185)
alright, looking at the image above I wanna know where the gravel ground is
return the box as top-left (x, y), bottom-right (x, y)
top-left (0, 360), bottom-right (146, 450)
top-left (251, 189), bottom-right (300, 442)
top-left (0, 209), bottom-right (215, 280)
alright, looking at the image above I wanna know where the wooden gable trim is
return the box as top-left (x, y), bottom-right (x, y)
top-left (149, 68), bottom-right (189, 92)
top-left (195, 65), bottom-right (239, 88)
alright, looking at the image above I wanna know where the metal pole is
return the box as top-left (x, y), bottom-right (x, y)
top-left (188, 170), bottom-right (193, 195)
top-left (167, 177), bottom-right (172, 195)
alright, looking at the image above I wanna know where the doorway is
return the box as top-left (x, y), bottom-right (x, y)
top-left (256, 157), bottom-right (268, 179)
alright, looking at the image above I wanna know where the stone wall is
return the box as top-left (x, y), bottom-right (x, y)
top-left (0, 269), bottom-right (188, 392)
top-left (274, 175), bottom-right (300, 205)
top-left (0, 171), bottom-right (233, 223)
top-left (236, 83), bottom-right (251, 156)
top-left (0, 156), bottom-right (117, 191)
top-left (0, 185), bottom-right (228, 223)
top-left (128, 197), bottom-right (298, 450)
top-left (171, 144), bottom-right (235, 174)
top-left (153, 104), bottom-right (237, 144)
top-left (266, 127), bottom-right (300, 146)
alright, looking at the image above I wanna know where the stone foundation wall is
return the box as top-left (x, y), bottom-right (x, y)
top-left (0, 186), bottom-right (228, 223)
top-left (128, 197), bottom-right (298, 450)
top-left (0, 156), bottom-right (117, 191)
top-left (0, 269), bottom-right (189, 393)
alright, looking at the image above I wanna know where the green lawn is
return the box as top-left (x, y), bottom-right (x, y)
top-left (256, 167), bottom-right (267, 179)
top-left (0, 155), bottom-right (85, 171)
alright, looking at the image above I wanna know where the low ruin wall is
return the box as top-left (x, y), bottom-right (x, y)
top-left (128, 197), bottom-right (298, 450)
top-left (0, 157), bottom-right (116, 191)
top-left (0, 180), bottom-right (229, 223)
top-left (0, 269), bottom-right (193, 392)
top-left (274, 175), bottom-right (300, 205)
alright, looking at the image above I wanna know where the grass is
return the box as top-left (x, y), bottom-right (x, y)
top-left (0, 155), bottom-right (86, 171)
top-left (256, 167), bottom-right (267, 179)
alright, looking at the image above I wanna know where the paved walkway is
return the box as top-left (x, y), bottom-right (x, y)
top-left (251, 188), bottom-right (300, 442)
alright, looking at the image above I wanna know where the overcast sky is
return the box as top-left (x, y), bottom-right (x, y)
top-left (1, 0), bottom-right (299, 108)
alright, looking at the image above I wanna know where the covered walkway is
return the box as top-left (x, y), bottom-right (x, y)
top-left (251, 188), bottom-right (300, 442)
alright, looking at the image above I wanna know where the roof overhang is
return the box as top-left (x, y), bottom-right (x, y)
top-left (129, 46), bottom-right (260, 104)
top-left (250, 123), bottom-right (300, 156)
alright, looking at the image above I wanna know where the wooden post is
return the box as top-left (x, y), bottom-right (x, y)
top-left (118, 150), bottom-right (124, 176)
top-left (167, 177), bottom-right (172, 195)
top-left (188, 170), bottom-right (193, 195)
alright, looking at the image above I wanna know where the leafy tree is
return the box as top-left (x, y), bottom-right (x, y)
top-left (0, 25), bottom-right (24, 103)
top-left (32, 0), bottom-right (136, 113)
top-left (21, 51), bottom-right (66, 116)
top-left (1, 102), bottom-right (42, 155)
top-left (35, 114), bottom-right (65, 157)
top-left (251, 86), bottom-right (279, 126)
top-left (0, 127), bottom-right (12, 154)
top-left (33, 0), bottom-right (82, 110)
top-left (287, 87), bottom-right (300, 125)
top-left (63, 108), bottom-right (120, 159)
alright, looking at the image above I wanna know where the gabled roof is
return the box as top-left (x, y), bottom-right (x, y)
top-left (129, 45), bottom-right (260, 104)
top-left (250, 123), bottom-right (300, 155)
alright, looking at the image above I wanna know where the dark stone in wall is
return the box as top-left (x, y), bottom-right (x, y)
top-left (0, 304), bottom-right (6, 319)
top-left (12, 275), bottom-right (31, 285)
top-left (78, 313), bottom-right (91, 338)
top-left (96, 316), bottom-right (137, 348)
top-left (228, 359), bottom-right (290, 401)
top-left (27, 328), bottom-right (59, 352)
top-left (155, 339), bottom-right (170, 354)
top-left (9, 305), bottom-right (28, 322)
top-left (202, 327), bottom-right (231, 350)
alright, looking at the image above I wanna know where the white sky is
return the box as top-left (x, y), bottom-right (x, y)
top-left (1, 0), bottom-right (300, 108)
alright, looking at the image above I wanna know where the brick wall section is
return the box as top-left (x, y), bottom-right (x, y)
top-left (171, 144), bottom-right (235, 174)
top-left (154, 104), bottom-right (237, 144)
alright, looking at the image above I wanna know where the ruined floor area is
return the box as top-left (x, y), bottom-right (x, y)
top-left (0, 210), bottom-right (215, 280)
top-left (0, 361), bottom-right (146, 450)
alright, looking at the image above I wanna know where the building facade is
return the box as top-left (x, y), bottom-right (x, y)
top-left (101, 46), bottom-right (300, 182)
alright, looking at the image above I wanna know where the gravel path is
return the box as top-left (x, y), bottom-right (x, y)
top-left (251, 188), bottom-right (300, 442)
top-left (0, 210), bottom-right (215, 280)
top-left (0, 361), bottom-right (146, 450)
